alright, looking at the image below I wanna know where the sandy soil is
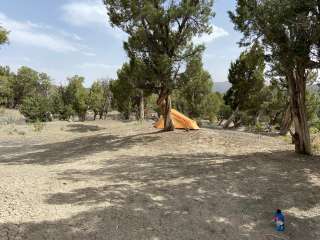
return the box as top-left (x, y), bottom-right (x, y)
top-left (0, 119), bottom-right (319, 240)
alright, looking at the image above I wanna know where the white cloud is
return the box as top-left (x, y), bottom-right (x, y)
top-left (78, 62), bottom-right (119, 69)
top-left (62, 1), bottom-right (228, 44)
top-left (76, 62), bottom-right (120, 83)
top-left (61, 0), bottom-right (107, 26)
top-left (194, 25), bottom-right (229, 45)
top-left (204, 53), bottom-right (228, 60)
top-left (61, 0), bottom-right (127, 40)
top-left (0, 12), bottom-right (85, 53)
top-left (73, 34), bottom-right (82, 41)
top-left (59, 30), bottom-right (83, 41)
top-left (13, 30), bottom-right (78, 52)
top-left (82, 52), bottom-right (97, 57)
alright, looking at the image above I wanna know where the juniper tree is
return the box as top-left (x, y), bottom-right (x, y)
top-left (230, 0), bottom-right (320, 154)
top-left (88, 81), bottom-right (105, 120)
top-left (223, 44), bottom-right (265, 128)
top-left (174, 54), bottom-right (222, 121)
top-left (11, 66), bottom-right (39, 107)
top-left (65, 75), bottom-right (88, 121)
top-left (0, 26), bottom-right (9, 46)
top-left (0, 66), bottom-right (14, 106)
top-left (104, 0), bottom-right (214, 130)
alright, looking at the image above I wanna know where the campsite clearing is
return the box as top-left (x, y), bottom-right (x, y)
top-left (0, 120), bottom-right (319, 240)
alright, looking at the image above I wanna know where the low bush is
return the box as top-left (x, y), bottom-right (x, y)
top-left (20, 96), bottom-right (51, 122)
top-left (32, 120), bottom-right (45, 132)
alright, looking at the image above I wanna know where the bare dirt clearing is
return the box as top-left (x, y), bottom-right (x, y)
top-left (0, 120), bottom-right (319, 240)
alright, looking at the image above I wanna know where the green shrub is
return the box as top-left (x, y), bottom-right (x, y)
top-left (310, 127), bottom-right (320, 134)
top-left (59, 104), bottom-right (74, 121)
top-left (217, 104), bottom-right (232, 123)
top-left (311, 134), bottom-right (320, 153)
top-left (255, 122), bottom-right (264, 132)
top-left (312, 122), bottom-right (320, 132)
top-left (32, 119), bottom-right (45, 132)
top-left (20, 95), bottom-right (51, 122)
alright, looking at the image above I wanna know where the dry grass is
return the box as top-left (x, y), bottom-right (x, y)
top-left (0, 108), bottom-right (25, 124)
top-left (312, 134), bottom-right (320, 154)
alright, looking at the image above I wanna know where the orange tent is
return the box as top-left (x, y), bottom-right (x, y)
top-left (154, 109), bottom-right (200, 130)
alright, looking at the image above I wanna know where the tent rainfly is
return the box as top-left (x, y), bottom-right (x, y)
top-left (154, 109), bottom-right (200, 130)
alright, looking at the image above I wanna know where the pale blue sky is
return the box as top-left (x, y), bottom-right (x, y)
top-left (0, 0), bottom-right (243, 87)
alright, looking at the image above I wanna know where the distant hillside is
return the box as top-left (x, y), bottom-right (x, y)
top-left (213, 81), bottom-right (231, 93)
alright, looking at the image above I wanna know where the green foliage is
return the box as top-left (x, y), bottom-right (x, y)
top-left (37, 73), bottom-right (51, 97)
top-left (217, 104), bottom-right (232, 123)
top-left (20, 95), bottom-right (51, 122)
top-left (263, 79), bottom-right (288, 125)
top-left (104, 0), bottom-right (214, 95)
top-left (110, 79), bottom-right (132, 119)
top-left (110, 63), bottom-right (150, 120)
top-left (0, 26), bottom-right (9, 46)
top-left (224, 43), bottom-right (265, 111)
top-left (88, 80), bottom-right (112, 120)
top-left (306, 90), bottom-right (320, 123)
top-left (231, 0), bottom-right (320, 154)
top-left (100, 79), bottom-right (112, 118)
top-left (230, 0), bottom-right (320, 69)
top-left (32, 119), bottom-right (45, 132)
top-left (110, 65), bottom-right (137, 119)
top-left (11, 66), bottom-right (39, 107)
top-left (60, 105), bottom-right (75, 121)
top-left (254, 122), bottom-right (263, 133)
top-left (201, 92), bottom-right (223, 122)
top-left (65, 75), bottom-right (88, 121)
top-left (49, 87), bottom-right (64, 116)
top-left (171, 55), bottom-right (223, 121)
top-left (0, 65), bottom-right (53, 109)
top-left (310, 127), bottom-right (320, 135)
top-left (0, 66), bottom-right (14, 106)
top-left (10, 67), bottom-right (54, 122)
top-left (49, 87), bottom-right (75, 121)
top-left (88, 81), bottom-right (104, 118)
top-left (145, 94), bottom-right (161, 117)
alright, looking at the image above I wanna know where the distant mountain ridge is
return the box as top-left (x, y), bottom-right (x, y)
top-left (213, 81), bottom-right (231, 93)
top-left (213, 82), bottom-right (319, 94)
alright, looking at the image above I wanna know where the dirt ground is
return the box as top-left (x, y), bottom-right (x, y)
top-left (0, 119), bottom-right (320, 240)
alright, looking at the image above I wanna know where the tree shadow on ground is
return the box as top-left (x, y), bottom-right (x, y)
top-left (1, 150), bottom-right (319, 239)
top-left (0, 133), bottom-right (160, 165)
top-left (202, 124), bottom-right (282, 138)
top-left (65, 124), bottom-right (106, 133)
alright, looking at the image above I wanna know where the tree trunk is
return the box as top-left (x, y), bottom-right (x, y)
top-left (233, 119), bottom-right (242, 128)
top-left (138, 90), bottom-right (144, 121)
top-left (254, 110), bottom-right (262, 125)
top-left (124, 111), bottom-right (130, 120)
top-left (79, 113), bottom-right (86, 122)
top-left (270, 111), bottom-right (281, 126)
top-left (223, 106), bottom-right (239, 129)
top-left (287, 69), bottom-right (311, 154)
top-left (157, 88), bottom-right (174, 131)
top-left (163, 95), bottom-right (174, 131)
top-left (280, 104), bottom-right (292, 136)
